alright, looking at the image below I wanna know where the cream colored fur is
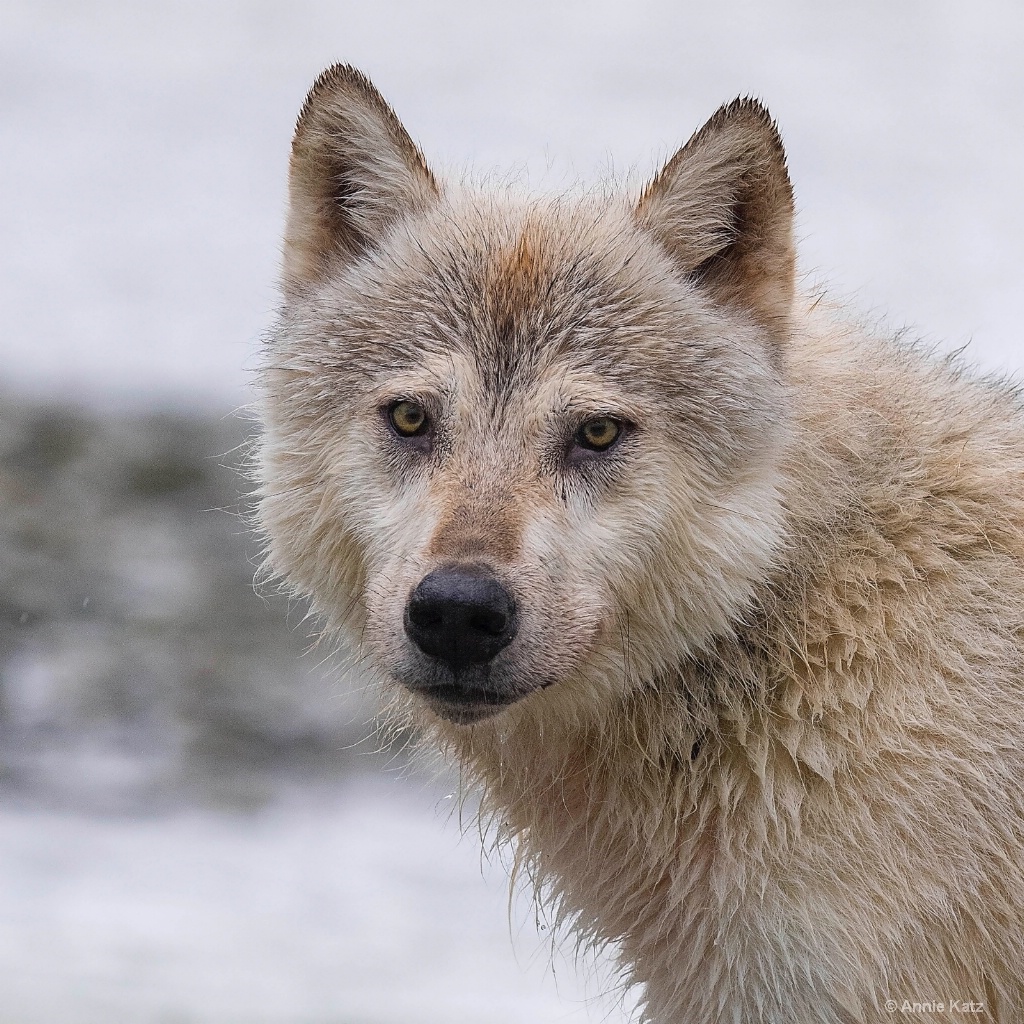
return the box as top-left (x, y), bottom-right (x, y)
top-left (256, 65), bottom-right (1024, 1022)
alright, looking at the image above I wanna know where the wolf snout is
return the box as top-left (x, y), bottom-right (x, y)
top-left (404, 566), bottom-right (517, 670)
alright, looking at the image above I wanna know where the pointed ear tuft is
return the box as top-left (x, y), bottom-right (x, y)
top-left (636, 98), bottom-right (795, 345)
top-left (283, 64), bottom-right (439, 294)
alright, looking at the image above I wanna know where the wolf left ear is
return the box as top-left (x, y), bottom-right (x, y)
top-left (283, 64), bottom-right (439, 294)
top-left (636, 98), bottom-right (795, 344)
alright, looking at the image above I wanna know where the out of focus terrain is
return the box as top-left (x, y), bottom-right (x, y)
top-left (0, 397), bottom-right (374, 814)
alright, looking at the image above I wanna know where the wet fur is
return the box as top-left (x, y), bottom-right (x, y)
top-left (257, 65), bottom-right (1024, 1022)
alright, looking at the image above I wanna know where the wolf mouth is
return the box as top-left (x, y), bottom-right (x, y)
top-left (404, 670), bottom-right (524, 723)
top-left (404, 668), bottom-right (562, 725)
top-left (425, 683), bottom-right (516, 706)
top-left (417, 683), bottom-right (519, 725)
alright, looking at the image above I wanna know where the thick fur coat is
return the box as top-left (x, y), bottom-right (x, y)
top-left (256, 65), bottom-right (1024, 1022)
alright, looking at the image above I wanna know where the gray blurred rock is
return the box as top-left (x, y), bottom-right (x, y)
top-left (0, 396), bottom-right (389, 811)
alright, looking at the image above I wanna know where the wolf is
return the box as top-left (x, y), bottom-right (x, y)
top-left (256, 64), bottom-right (1024, 1022)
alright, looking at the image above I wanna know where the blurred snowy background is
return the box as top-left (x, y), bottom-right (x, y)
top-left (1, 1), bottom-right (1022, 1021)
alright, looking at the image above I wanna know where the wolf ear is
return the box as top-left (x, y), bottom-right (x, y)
top-left (283, 64), bottom-right (439, 294)
top-left (636, 98), bottom-right (795, 343)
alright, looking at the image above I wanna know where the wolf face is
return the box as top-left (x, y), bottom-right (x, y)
top-left (259, 66), bottom-right (794, 728)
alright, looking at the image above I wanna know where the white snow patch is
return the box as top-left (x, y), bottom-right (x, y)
top-left (0, 773), bottom-right (632, 1023)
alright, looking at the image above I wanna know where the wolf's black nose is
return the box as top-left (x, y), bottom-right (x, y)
top-left (405, 566), bottom-right (517, 669)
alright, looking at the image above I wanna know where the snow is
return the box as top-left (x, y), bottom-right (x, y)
top-left (0, 773), bottom-right (629, 1024)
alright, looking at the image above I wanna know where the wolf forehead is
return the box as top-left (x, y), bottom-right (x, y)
top-left (271, 63), bottom-right (792, 453)
top-left (281, 198), bottom-right (751, 408)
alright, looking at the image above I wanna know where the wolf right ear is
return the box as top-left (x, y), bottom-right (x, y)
top-left (283, 64), bottom-right (439, 294)
top-left (636, 99), bottom-right (795, 345)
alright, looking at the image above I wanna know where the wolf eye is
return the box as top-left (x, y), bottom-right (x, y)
top-left (576, 416), bottom-right (622, 452)
top-left (389, 400), bottom-right (429, 437)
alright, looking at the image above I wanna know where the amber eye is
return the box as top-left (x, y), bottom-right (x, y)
top-left (576, 416), bottom-right (621, 452)
top-left (389, 400), bottom-right (429, 437)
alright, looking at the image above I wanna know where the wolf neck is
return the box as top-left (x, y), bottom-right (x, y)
top-left (438, 601), bottom-right (872, 1022)
top-left (438, 634), bottom-right (809, 1015)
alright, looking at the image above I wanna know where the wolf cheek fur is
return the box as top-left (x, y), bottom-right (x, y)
top-left (257, 65), bottom-right (1024, 1023)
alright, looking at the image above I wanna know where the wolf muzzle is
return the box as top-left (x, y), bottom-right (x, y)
top-left (405, 565), bottom-right (517, 669)
top-left (402, 565), bottom-right (522, 719)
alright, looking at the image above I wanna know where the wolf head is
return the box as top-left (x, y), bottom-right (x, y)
top-left (258, 65), bottom-right (794, 730)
